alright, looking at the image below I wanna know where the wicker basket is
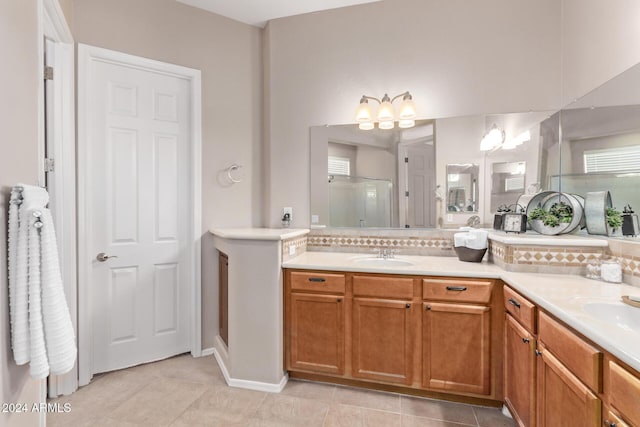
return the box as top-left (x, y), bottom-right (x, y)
top-left (454, 246), bottom-right (487, 263)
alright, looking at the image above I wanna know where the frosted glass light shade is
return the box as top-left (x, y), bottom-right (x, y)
top-left (398, 119), bottom-right (415, 128)
top-left (359, 121), bottom-right (375, 130)
top-left (377, 100), bottom-right (395, 122)
top-left (379, 120), bottom-right (394, 130)
top-left (398, 98), bottom-right (416, 119)
top-left (355, 101), bottom-right (373, 123)
top-left (480, 125), bottom-right (505, 151)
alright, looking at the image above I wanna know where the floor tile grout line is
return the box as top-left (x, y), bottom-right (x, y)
top-left (471, 405), bottom-right (481, 427)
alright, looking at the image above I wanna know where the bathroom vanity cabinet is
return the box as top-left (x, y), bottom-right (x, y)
top-left (503, 285), bottom-right (640, 427)
top-left (284, 269), bottom-right (504, 404)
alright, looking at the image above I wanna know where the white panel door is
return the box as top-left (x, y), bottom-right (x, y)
top-left (407, 144), bottom-right (435, 228)
top-left (88, 58), bottom-right (191, 373)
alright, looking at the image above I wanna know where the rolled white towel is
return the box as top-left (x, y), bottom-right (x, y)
top-left (40, 208), bottom-right (77, 375)
top-left (465, 229), bottom-right (488, 250)
top-left (453, 232), bottom-right (468, 248)
top-left (12, 192), bottom-right (32, 364)
top-left (27, 209), bottom-right (49, 379)
top-left (8, 188), bottom-right (23, 361)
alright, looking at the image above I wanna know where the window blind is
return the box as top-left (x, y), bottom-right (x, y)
top-left (584, 145), bottom-right (640, 173)
top-left (328, 156), bottom-right (350, 176)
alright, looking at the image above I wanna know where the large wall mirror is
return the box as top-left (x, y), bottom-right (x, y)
top-left (310, 111), bottom-right (556, 229)
top-left (552, 63), bottom-right (640, 228)
top-left (310, 120), bottom-right (436, 228)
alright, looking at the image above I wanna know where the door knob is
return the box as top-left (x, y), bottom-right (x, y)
top-left (96, 252), bottom-right (118, 262)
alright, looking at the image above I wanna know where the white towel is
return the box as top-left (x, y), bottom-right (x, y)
top-left (8, 188), bottom-right (27, 363)
top-left (453, 229), bottom-right (488, 250)
top-left (27, 209), bottom-right (49, 379)
top-left (7, 184), bottom-right (76, 379)
top-left (40, 208), bottom-right (77, 375)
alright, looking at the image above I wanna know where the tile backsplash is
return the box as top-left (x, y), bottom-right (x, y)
top-left (306, 228), bottom-right (456, 256)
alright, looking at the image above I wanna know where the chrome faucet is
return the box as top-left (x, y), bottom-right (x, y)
top-left (376, 247), bottom-right (397, 259)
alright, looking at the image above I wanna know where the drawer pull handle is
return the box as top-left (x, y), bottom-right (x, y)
top-left (508, 298), bottom-right (521, 308)
top-left (405, 303), bottom-right (411, 308)
top-left (308, 277), bottom-right (326, 283)
top-left (446, 286), bottom-right (467, 291)
top-left (522, 337), bottom-right (530, 344)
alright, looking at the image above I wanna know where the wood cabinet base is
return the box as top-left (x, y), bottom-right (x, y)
top-left (289, 371), bottom-right (503, 408)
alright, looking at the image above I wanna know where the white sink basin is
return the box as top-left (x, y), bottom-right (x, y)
top-left (582, 302), bottom-right (640, 332)
top-left (352, 257), bottom-right (414, 267)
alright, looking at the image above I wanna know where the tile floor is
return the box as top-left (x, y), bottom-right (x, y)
top-left (48, 354), bottom-right (516, 427)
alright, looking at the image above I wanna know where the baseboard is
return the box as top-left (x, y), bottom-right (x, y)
top-left (211, 347), bottom-right (288, 393)
top-left (200, 347), bottom-right (215, 357)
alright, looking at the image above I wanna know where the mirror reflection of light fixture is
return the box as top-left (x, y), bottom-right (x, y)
top-left (480, 124), bottom-right (506, 151)
top-left (502, 130), bottom-right (531, 150)
top-left (355, 91), bottom-right (416, 130)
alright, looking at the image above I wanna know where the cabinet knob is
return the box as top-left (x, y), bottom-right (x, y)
top-left (522, 337), bottom-right (530, 344)
top-left (405, 303), bottom-right (411, 309)
top-left (535, 349), bottom-right (542, 357)
top-left (337, 298), bottom-right (342, 303)
top-left (604, 421), bottom-right (617, 427)
top-left (425, 305), bottom-right (431, 311)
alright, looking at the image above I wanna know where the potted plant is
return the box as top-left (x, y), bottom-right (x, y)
top-left (528, 202), bottom-right (574, 235)
top-left (606, 207), bottom-right (623, 236)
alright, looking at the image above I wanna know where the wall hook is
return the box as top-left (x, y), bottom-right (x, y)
top-left (226, 164), bottom-right (243, 184)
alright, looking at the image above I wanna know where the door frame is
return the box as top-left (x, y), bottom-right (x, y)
top-left (38, 0), bottom-right (75, 400)
top-left (77, 44), bottom-right (202, 386)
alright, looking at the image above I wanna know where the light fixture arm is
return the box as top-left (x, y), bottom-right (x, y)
top-left (390, 91), bottom-right (412, 103)
top-left (359, 95), bottom-right (382, 104)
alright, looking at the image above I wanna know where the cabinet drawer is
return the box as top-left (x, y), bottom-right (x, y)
top-left (608, 361), bottom-right (640, 425)
top-left (290, 271), bottom-right (345, 294)
top-left (423, 277), bottom-right (493, 304)
top-left (503, 286), bottom-right (536, 333)
top-left (353, 276), bottom-right (413, 299)
top-left (538, 311), bottom-right (602, 392)
top-left (604, 408), bottom-right (630, 427)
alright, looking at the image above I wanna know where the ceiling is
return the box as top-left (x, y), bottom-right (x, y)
top-left (176, 0), bottom-right (383, 27)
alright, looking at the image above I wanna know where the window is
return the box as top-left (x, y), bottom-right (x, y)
top-left (584, 145), bottom-right (640, 173)
top-left (328, 156), bottom-right (350, 176)
top-left (505, 176), bottom-right (525, 192)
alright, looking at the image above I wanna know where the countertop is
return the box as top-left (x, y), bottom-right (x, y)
top-left (283, 251), bottom-right (640, 372)
top-left (488, 230), bottom-right (608, 247)
top-left (210, 228), bottom-right (309, 241)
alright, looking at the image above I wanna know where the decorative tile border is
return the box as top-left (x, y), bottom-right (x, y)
top-left (306, 229), bottom-right (456, 256)
top-left (606, 238), bottom-right (640, 286)
top-left (282, 236), bottom-right (308, 262)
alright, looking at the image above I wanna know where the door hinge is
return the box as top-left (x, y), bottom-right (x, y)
top-left (44, 158), bottom-right (55, 172)
top-left (405, 191), bottom-right (409, 197)
top-left (404, 157), bottom-right (409, 163)
top-left (44, 66), bottom-right (54, 80)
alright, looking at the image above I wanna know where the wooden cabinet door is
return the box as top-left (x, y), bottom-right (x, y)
top-left (219, 251), bottom-right (228, 347)
top-left (352, 298), bottom-right (414, 385)
top-left (537, 348), bottom-right (601, 427)
top-left (289, 293), bottom-right (344, 375)
top-left (422, 302), bottom-right (491, 395)
top-left (504, 314), bottom-right (536, 427)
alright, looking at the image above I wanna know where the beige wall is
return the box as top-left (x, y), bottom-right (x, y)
top-left (0, 1), bottom-right (44, 426)
top-left (561, 0), bottom-right (640, 105)
top-left (72, 0), bottom-right (263, 348)
top-left (264, 0), bottom-right (563, 227)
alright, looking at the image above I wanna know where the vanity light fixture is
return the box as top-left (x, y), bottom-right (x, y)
top-left (480, 124), bottom-right (506, 151)
top-left (502, 130), bottom-right (531, 150)
top-left (355, 91), bottom-right (416, 130)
